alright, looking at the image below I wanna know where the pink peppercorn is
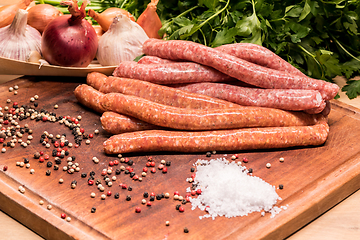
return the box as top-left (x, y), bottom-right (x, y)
top-left (109, 161), bottom-right (114, 166)
top-left (150, 162), bottom-right (155, 167)
top-left (61, 213), bottom-right (66, 219)
top-left (158, 164), bottom-right (164, 170)
top-left (179, 206), bottom-right (185, 212)
top-left (196, 189), bottom-right (202, 195)
top-left (88, 180), bottom-right (94, 185)
top-left (243, 157), bottom-right (249, 163)
top-left (60, 142), bottom-right (65, 147)
top-left (107, 191), bottom-right (112, 196)
top-left (113, 160), bottom-right (119, 165)
top-left (143, 167), bottom-right (148, 172)
top-left (150, 168), bottom-right (156, 173)
top-left (174, 191), bottom-right (179, 196)
top-left (80, 128), bottom-right (84, 133)
top-left (146, 162), bottom-right (151, 167)
top-left (0, 138), bottom-right (4, 143)
top-left (132, 175), bottom-right (139, 180)
top-left (39, 151), bottom-right (44, 156)
top-left (146, 201), bottom-right (152, 206)
top-left (89, 133), bottom-right (93, 138)
top-left (191, 173), bottom-right (196, 179)
top-left (135, 207), bottom-right (141, 213)
top-left (44, 154), bottom-right (49, 160)
top-left (122, 184), bottom-right (127, 189)
top-left (162, 167), bottom-right (167, 173)
top-left (3, 165), bottom-right (8, 171)
top-left (39, 157), bottom-right (45, 163)
top-left (191, 190), bottom-right (196, 196)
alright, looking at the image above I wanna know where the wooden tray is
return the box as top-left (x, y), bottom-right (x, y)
top-left (1, 76), bottom-right (360, 240)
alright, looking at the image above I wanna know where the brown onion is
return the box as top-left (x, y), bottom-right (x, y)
top-left (0, 0), bottom-right (33, 28)
top-left (88, 7), bottom-right (135, 32)
top-left (137, 0), bottom-right (162, 39)
top-left (27, 4), bottom-right (63, 33)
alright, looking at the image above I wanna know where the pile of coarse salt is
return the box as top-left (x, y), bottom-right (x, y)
top-left (189, 158), bottom-right (287, 220)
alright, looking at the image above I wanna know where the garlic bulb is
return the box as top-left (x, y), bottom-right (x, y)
top-left (96, 13), bottom-right (149, 66)
top-left (0, 9), bottom-right (42, 61)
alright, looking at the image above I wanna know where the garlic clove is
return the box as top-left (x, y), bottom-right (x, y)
top-left (26, 51), bottom-right (42, 63)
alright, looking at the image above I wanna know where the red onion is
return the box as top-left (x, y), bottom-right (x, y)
top-left (41, 0), bottom-right (98, 67)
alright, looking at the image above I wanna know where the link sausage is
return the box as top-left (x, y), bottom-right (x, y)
top-left (101, 111), bottom-right (162, 134)
top-left (174, 82), bottom-right (324, 111)
top-left (113, 60), bottom-right (233, 84)
top-left (86, 72), bottom-right (108, 90)
top-left (215, 43), bottom-right (306, 77)
top-left (100, 76), bottom-right (240, 109)
top-left (101, 92), bottom-right (323, 131)
top-left (74, 84), bottom-right (107, 113)
top-left (103, 115), bottom-right (329, 154)
top-left (142, 39), bottom-right (339, 100)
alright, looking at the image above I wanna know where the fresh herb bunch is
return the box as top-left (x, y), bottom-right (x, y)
top-left (38, 0), bottom-right (360, 99)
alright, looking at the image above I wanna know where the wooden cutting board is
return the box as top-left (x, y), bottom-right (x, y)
top-left (1, 76), bottom-right (360, 240)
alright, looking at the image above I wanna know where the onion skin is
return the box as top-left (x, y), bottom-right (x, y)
top-left (0, 0), bottom-right (33, 28)
top-left (27, 4), bottom-right (63, 33)
top-left (88, 8), bottom-right (135, 32)
top-left (41, 0), bottom-right (98, 67)
top-left (137, 0), bottom-right (162, 39)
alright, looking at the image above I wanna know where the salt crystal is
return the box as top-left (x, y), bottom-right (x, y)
top-left (190, 158), bottom-right (283, 220)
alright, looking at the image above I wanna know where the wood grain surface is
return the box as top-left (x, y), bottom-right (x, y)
top-left (1, 76), bottom-right (360, 240)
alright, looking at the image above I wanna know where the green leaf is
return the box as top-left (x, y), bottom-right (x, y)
top-left (211, 27), bottom-right (238, 47)
top-left (299, 0), bottom-right (311, 22)
top-left (343, 80), bottom-right (360, 99)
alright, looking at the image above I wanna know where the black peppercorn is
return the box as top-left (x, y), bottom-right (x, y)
top-left (91, 207), bottom-right (96, 213)
top-left (53, 165), bottom-right (59, 171)
top-left (89, 171), bottom-right (95, 176)
top-left (190, 167), bottom-right (195, 172)
top-left (115, 169), bottom-right (121, 175)
top-left (182, 199), bottom-right (187, 204)
top-left (166, 161), bottom-right (171, 166)
top-left (206, 152), bottom-right (212, 157)
top-left (128, 160), bottom-right (133, 166)
top-left (150, 196), bottom-right (155, 201)
top-left (156, 194), bottom-right (162, 200)
top-left (279, 184), bottom-right (284, 190)
top-left (248, 168), bottom-right (253, 173)
top-left (81, 173), bottom-right (87, 178)
top-left (46, 161), bottom-right (53, 168)
top-left (45, 170), bottom-right (51, 176)
top-left (126, 195), bottom-right (131, 201)
top-left (143, 192), bottom-right (149, 198)
top-left (124, 170), bottom-right (130, 174)
top-left (128, 186), bottom-right (133, 191)
top-left (130, 172), bottom-right (135, 178)
top-left (184, 227), bottom-right (189, 233)
top-left (23, 158), bottom-right (29, 164)
top-left (114, 193), bottom-right (119, 199)
top-left (176, 204), bottom-right (181, 210)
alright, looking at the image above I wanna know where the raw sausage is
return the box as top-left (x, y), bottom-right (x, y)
top-left (100, 76), bottom-right (240, 109)
top-left (113, 60), bottom-right (233, 84)
top-left (74, 84), bottom-right (107, 113)
top-left (137, 55), bottom-right (176, 64)
top-left (103, 115), bottom-right (329, 154)
top-left (101, 92), bottom-right (322, 131)
top-left (86, 72), bottom-right (108, 91)
top-left (142, 39), bottom-right (339, 100)
top-left (215, 43), bottom-right (306, 77)
top-left (174, 82), bottom-right (324, 111)
top-left (101, 111), bottom-right (162, 134)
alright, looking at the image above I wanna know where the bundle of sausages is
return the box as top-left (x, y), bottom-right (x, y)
top-left (74, 39), bottom-right (338, 154)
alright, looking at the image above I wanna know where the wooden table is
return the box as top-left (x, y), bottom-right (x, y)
top-left (0, 75), bottom-right (360, 239)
